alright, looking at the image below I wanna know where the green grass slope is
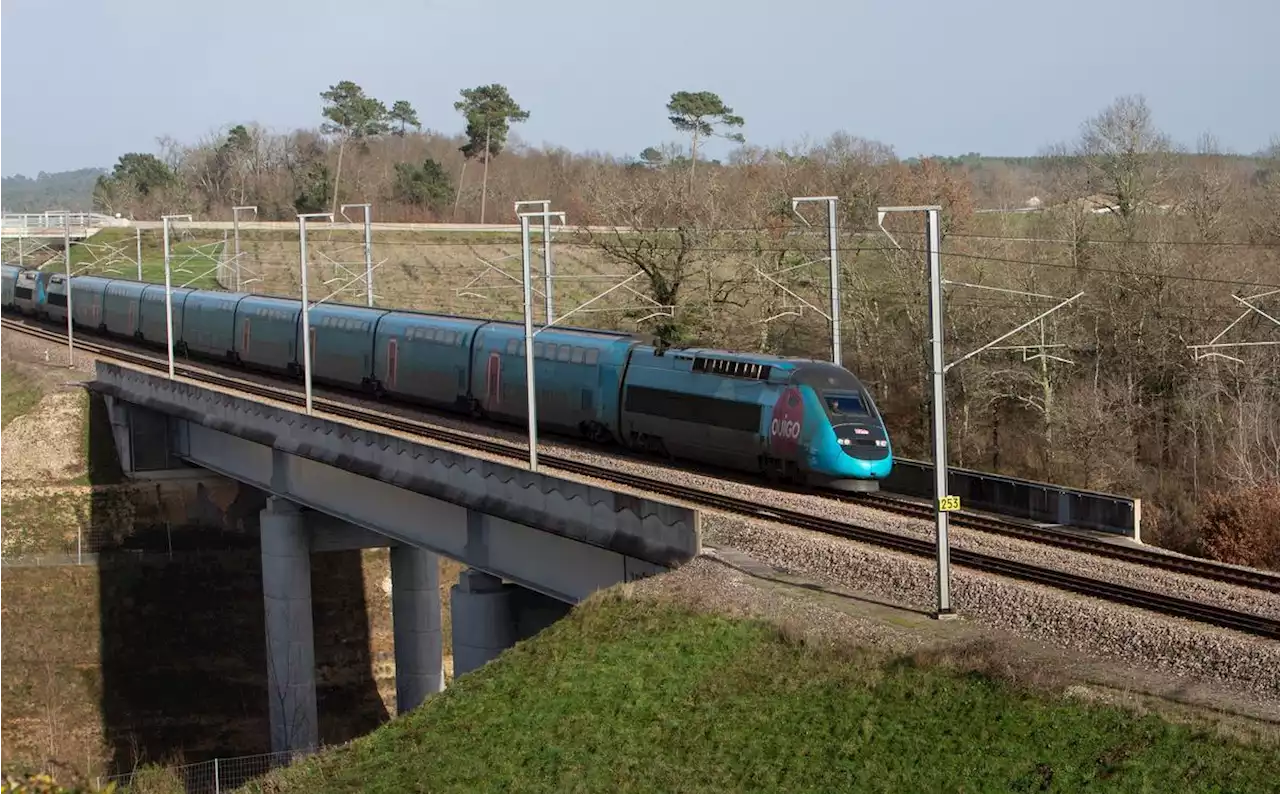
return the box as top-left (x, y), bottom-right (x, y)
top-left (1, 363), bottom-right (44, 429)
top-left (242, 593), bottom-right (1276, 794)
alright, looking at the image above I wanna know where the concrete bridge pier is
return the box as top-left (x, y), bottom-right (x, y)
top-left (451, 569), bottom-right (515, 677)
top-left (450, 568), bottom-right (574, 677)
top-left (390, 545), bottom-right (444, 713)
top-left (260, 497), bottom-right (449, 749)
top-left (260, 496), bottom-right (319, 754)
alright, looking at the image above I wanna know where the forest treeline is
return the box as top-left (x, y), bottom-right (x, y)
top-left (15, 84), bottom-right (1280, 568)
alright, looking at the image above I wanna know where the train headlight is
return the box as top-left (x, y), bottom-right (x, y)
top-left (875, 439), bottom-right (888, 447)
top-left (838, 437), bottom-right (851, 446)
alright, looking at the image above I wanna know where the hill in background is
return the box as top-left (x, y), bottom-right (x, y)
top-left (2, 168), bottom-right (104, 212)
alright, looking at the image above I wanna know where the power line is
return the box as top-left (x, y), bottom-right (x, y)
top-left (877, 246), bottom-right (1280, 290)
top-left (946, 231), bottom-right (1280, 248)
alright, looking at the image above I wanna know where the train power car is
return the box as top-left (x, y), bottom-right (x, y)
top-left (42, 273), bottom-right (71, 325)
top-left (9, 273), bottom-right (896, 494)
top-left (13, 268), bottom-right (53, 317)
top-left (618, 347), bottom-right (892, 491)
top-left (1, 264), bottom-right (21, 310)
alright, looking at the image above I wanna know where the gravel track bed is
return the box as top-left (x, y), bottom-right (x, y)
top-left (701, 513), bottom-right (1280, 704)
top-left (7, 325), bottom-right (1276, 624)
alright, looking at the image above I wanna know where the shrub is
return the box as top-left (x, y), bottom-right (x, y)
top-left (1194, 485), bottom-right (1280, 571)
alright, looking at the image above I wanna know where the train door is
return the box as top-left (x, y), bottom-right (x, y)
top-left (486, 352), bottom-right (501, 408)
top-left (386, 337), bottom-right (398, 390)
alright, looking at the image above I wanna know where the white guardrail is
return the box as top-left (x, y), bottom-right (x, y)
top-left (0, 212), bottom-right (653, 236)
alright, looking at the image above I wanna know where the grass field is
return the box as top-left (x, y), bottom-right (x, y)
top-left (241, 593), bottom-right (1278, 793)
top-left (1, 363), bottom-right (43, 430)
top-left (44, 227), bottom-right (631, 326)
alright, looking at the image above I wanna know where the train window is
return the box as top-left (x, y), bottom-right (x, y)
top-left (571, 347), bottom-right (585, 364)
top-left (585, 349), bottom-right (599, 365)
top-left (447, 331), bottom-right (458, 345)
top-left (534, 342), bottom-right (544, 358)
top-left (545, 343), bottom-right (557, 360)
top-left (558, 346), bottom-right (572, 362)
top-left (506, 339), bottom-right (518, 355)
top-left (825, 395), bottom-right (868, 415)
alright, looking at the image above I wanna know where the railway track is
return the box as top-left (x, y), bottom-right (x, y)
top-left (849, 492), bottom-right (1280, 592)
top-left (6, 315), bottom-right (1279, 640)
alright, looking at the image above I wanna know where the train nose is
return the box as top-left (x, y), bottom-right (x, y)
top-left (833, 424), bottom-right (889, 457)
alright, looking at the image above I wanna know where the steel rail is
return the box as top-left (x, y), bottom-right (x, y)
top-left (848, 492), bottom-right (1280, 592)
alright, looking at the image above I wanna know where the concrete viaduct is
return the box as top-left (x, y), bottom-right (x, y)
top-left (87, 361), bottom-right (701, 754)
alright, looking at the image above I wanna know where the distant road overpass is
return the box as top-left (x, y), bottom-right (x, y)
top-left (0, 211), bottom-right (121, 240)
top-left (1, 211), bottom-right (653, 239)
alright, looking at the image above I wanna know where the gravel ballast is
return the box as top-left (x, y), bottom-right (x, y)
top-left (702, 513), bottom-right (1280, 705)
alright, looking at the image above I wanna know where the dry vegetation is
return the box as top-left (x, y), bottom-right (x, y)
top-left (68, 94), bottom-right (1280, 568)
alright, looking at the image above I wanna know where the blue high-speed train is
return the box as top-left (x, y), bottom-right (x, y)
top-left (1, 264), bottom-right (895, 492)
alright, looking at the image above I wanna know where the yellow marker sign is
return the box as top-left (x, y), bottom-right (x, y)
top-left (938, 495), bottom-right (961, 512)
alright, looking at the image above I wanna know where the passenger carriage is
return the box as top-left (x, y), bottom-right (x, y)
top-left (300, 302), bottom-right (387, 390)
top-left (233, 295), bottom-right (302, 374)
top-left (102, 279), bottom-right (152, 338)
top-left (373, 312), bottom-right (487, 410)
top-left (138, 285), bottom-right (194, 350)
top-left (69, 276), bottom-right (111, 331)
top-left (470, 322), bottom-right (637, 440)
top-left (182, 290), bottom-right (248, 360)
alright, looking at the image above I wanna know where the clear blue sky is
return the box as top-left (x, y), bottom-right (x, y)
top-left (2, 0), bottom-right (1277, 177)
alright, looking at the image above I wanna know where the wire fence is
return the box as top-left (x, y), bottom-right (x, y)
top-left (93, 746), bottom-right (320, 793)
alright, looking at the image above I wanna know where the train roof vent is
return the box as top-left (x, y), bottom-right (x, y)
top-left (692, 356), bottom-right (772, 381)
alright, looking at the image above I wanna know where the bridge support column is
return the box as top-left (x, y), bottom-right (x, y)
top-left (450, 569), bottom-right (515, 677)
top-left (390, 545), bottom-right (444, 713)
top-left (260, 497), bottom-right (318, 754)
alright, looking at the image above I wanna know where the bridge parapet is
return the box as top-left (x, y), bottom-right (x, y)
top-left (0, 211), bottom-right (127, 240)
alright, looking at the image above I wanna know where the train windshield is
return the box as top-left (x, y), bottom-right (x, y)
top-left (824, 394), bottom-right (868, 416)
